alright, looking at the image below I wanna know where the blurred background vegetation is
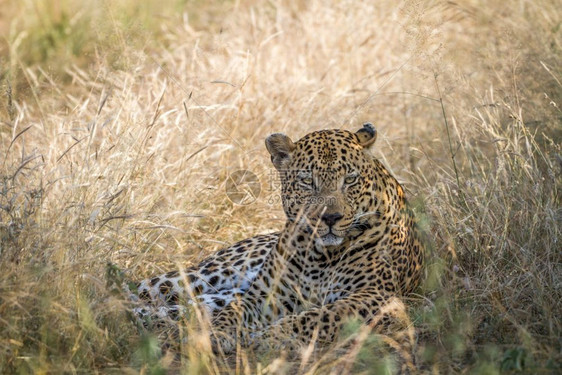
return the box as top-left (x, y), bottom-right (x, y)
top-left (0, 0), bottom-right (560, 373)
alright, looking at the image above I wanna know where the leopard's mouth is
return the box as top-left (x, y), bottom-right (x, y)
top-left (317, 233), bottom-right (344, 247)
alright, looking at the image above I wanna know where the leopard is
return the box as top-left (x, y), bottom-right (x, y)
top-left (128, 123), bottom-right (424, 371)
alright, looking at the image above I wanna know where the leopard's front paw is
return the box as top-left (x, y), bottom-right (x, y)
top-left (252, 330), bottom-right (296, 352)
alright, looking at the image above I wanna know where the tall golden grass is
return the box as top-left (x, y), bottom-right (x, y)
top-left (1, 0), bottom-right (560, 373)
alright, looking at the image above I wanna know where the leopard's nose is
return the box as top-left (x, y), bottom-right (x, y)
top-left (321, 213), bottom-right (343, 227)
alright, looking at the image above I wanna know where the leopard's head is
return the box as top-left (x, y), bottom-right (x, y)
top-left (266, 123), bottom-right (380, 247)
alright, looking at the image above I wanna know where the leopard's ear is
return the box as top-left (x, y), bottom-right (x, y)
top-left (355, 122), bottom-right (377, 148)
top-left (265, 133), bottom-right (296, 170)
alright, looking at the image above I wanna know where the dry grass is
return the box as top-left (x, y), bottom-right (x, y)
top-left (1, 0), bottom-right (560, 373)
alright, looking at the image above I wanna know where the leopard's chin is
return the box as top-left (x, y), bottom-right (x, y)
top-left (316, 233), bottom-right (344, 247)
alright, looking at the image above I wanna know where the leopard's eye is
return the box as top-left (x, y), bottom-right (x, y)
top-left (301, 177), bottom-right (313, 186)
top-left (344, 175), bottom-right (358, 185)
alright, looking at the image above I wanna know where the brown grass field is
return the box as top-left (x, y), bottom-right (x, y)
top-left (0, 0), bottom-right (560, 373)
